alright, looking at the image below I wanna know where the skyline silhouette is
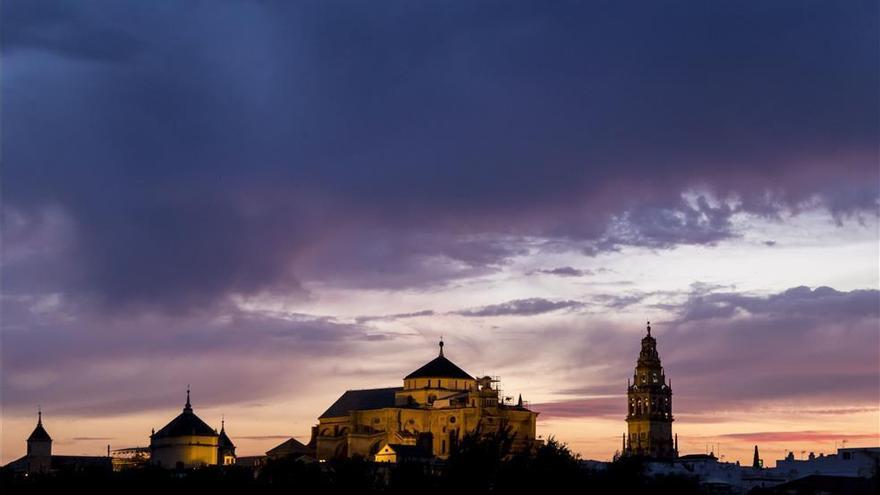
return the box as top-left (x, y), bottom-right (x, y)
top-left (2, 0), bottom-right (878, 470)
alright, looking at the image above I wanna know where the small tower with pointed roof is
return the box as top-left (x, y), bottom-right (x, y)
top-left (217, 418), bottom-right (236, 465)
top-left (27, 409), bottom-right (53, 473)
top-left (625, 322), bottom-right (675, 460)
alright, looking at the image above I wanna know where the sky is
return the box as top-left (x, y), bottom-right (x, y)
top-left (1, 0), bottom-right (878, 465)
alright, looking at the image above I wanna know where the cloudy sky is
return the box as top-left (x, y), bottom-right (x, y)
top-left (2, 1), bottom-right (878, 464)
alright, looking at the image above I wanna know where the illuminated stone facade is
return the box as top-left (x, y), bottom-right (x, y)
top-left (316, 340), bottom-right (538, 461)
top-left (625, 322), bottom-right (677, 460)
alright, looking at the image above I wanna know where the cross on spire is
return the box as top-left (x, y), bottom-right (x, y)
top-left (439, 337), bottom-right (444, 357)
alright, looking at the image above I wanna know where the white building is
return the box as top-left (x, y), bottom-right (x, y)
top-left (770, 448), bottom-right (880, 480)
top-left (637, 447), bottom-right (879, 494)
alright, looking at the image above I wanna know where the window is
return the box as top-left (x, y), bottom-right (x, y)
top-left (442, 440), bottom-right (446, 454)
top-left (438, 380), bottom-right (442, 388)
top-left (428, 380), bottom-right (431, 387)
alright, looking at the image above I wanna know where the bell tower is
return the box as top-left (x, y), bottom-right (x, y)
top-left (26, 408), bottom-right (53, 473)
top-left (625, 322), bottom-right (676, 459)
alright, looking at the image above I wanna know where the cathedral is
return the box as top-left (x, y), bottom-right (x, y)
top-left (624, 322), bottom-right (677, 460)
top-left (315, 340), bottom-right (538, 461)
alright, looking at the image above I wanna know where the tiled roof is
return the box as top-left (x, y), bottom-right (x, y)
top-left (266, 437), bottom-right (312, 457)
top-left (27, 423), bottom-right (52, 442)
top-left (153, 409), bottom-right (217, 438)
top-left (319, 387), bottom-right (402, 419)
top-left (404, 355), bottom-right (473, 380)
top-left (218, 428), bottom-right (235, 449)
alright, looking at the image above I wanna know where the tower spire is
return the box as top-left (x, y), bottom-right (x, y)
top-left (37, 406), bottom-right (42, 425)
top-left (627, 321), bottom-right (673, 460)
top-left (184, 385), bottom-right (192, 412)
top-left (752, 445), bottom-right (761, 469)
top-left (438, 337), bottom-right (444, 357)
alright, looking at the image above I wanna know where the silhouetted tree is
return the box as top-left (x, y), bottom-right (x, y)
top-left (441, 426), bottom-right (514, 492)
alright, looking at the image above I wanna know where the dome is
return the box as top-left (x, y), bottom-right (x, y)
top-left (153, 389), bottom-right (218, 439)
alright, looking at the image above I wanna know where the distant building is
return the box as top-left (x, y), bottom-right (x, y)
top-left (2, 410), bottom-right (112, 475)
top-left (624, 322), bottom-right (676, 460)
top-left (235, 435), bottom-right (315, 472)
top-left (265, 436), bottom-right (314, 461)
top-left (150, 389), bottom-right (232, 468)
top-left (772, 448), bottom-right (880, 480)
top-left (634, 447), bottom-right (879, 494)
top-left (316, 339), bottom-right (539, 461)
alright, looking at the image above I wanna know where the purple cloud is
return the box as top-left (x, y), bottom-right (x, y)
top-left (452, 298), bottom-right (584, 317)
top-left (355, 310), bottom-right (435, 324)
top-left (676, 285), bottom-right (879, 322)
top-left (534, 267), bottom-right (592, 277)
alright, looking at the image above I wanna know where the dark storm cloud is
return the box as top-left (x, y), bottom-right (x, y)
top-left (355, 310), bottom-right (435, 324)
top-left (533, 267), bottom-right (592, 277)
top-left (676, 286), bottom-right (880, 322)
top-left (453, 298), bottom-right (584, 317)
top-left (2, 1), bottom-right (878, 310)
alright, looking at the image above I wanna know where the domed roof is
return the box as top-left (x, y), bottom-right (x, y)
top-left (153, 389), bottom-right (218, 439)
top-left (404, 340), bottom-right (473, 380)
top-left (27, 411), bottom-right (52, 442)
